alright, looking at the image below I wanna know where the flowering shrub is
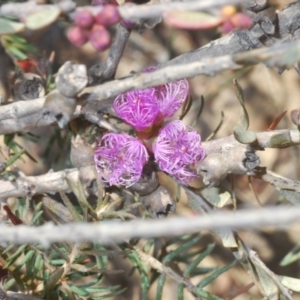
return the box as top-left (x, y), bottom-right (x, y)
top-left (95, 71), bottom-right (205, 186)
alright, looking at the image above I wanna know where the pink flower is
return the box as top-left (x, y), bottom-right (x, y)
top-left (153, 120), bottom-right (205, 185)
top-left (143, 66), bottom-right (189, 119)
top-left (155, 79), bottom-right (189, 118)
top-left (113, 67), bottom-right (189, 132)
top-left (113, 88), bottom-right (160, 131)
top-left (94, 133), bottom-right (149, 187)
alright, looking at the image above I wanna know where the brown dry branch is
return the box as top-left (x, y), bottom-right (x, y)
top-left (253, 168), bottom-right (300, 195)
top-left (118, 0), bottom-right (240, 23)
top-left (199, 130), bottom-right (300, 185)
top-left (202, 129), bottom-right (300, 152)
top-left (0, 0), bottom-right (241, 24)
top-left (0, 167), bottom-right (80, 199)
top-left (0, 205), bottom-right (298, 245)
top-left (0, 97), bottom-right (45, 121)
top-left (0, 0), bottom-right (76, 19)
top-left (1, 39), bottom-right (300, 135)
top-left (88, 24), bottom-right (132, 84)
top-left (84, 40), bottom-right (300, 101)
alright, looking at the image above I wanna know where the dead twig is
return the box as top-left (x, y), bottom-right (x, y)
top-left (0, 206), bottom-right (298, 245)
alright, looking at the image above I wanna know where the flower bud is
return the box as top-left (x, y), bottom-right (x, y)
top-left (89, 25), bottom-right (111, 51)
top-left (220, 19), bottom-right (235, 33)
top-left (95, 5), bottom-right (120, 27)
top-left (67, 26), bottom-right (89, 46)
top-left (230, 13), bottom-right (252, 30)
top-left (74, 10), bottom-right (95, 29)
top-left (92, 0), bottom-right (118, 6)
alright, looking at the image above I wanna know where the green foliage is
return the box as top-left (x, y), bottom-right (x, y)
top-left (0, 186), bottom-right (236, 300)
top-left (155, 236), bottom-right (236, 300)
top-left (0, 193), bottom-right (129, 299)
top-left (1, 34), bottom-right (37, 60)
top-left (1, 134), bottom-right (37, 175)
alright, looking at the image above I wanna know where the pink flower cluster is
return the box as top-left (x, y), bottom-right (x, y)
top-left (94, 68), bottom-right (205, 187)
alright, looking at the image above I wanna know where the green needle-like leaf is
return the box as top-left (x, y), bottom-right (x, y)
top-left (163, 236), bottom-right (201, 263)
top-left (184, 243), bottom-right (215, 277)
top-left (198, 260), bottom-right (237, 289)
top-left (156, 274), bottom-right (166, 300)
top-left (14, 249), bottom-right (35, 272)
top-left (177, 283), bottom-right (184, 300)
top-left (45, 267), bottom-right (64, 294)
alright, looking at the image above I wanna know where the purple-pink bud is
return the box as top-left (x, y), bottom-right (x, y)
top-left (230, 13), bottom-right (252, 29)
top-left (74, 10), bottom-right (95, 29)
top-left (95, 5), bottom-right (120, 27)
top-left (89, 25), bottom-right (111, 51)
top-left (94, 133), bottom-right (149, 187)
top-left (220, 19), bottom-right (235, 33)
top-left (67, 26), bottom-right (89, 47)
top-left (153, 120), bottom-right (205, 185)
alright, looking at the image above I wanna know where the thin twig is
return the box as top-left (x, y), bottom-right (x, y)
top-left (253, 168), bottom-right (300, 194)
top-left (85, 39), bottom-right (300, 101)
top-left (202, 130), bottom-right (300, 153)
top-left (0, 97), bottom-right (46, 121)
top-left (0, 206), bottom-right (298, 245)
top-left (0, 168), bottom-right (80, 199)
top-left (134, 246), bottom-right (198, 295)
top-left (96, 24), bottom-right (131, 83)
top-left (118, 0), bottom-right (240, 22)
